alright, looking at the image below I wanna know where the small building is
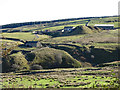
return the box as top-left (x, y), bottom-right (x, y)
top-left (62, 30), bottom-right (64, 32)
top-left (64, 26), bottom-right (75, 32)
top-left (32, 31), bottom-right (43, 35)
top-left (94, 24), bottom-right (114, 30)
top-left (32, 31), bottom-right (37, 34)
top-left (24, 41), bottom-right (42, 47)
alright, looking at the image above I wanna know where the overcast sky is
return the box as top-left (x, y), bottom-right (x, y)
top-left (0, 0), bottom-right (119, 25)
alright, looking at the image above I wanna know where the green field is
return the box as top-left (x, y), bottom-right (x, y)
top-left (88, 17), bottom-right (119, 28)
top-left (2, 32), bottom-right (50, 41)
top-left (1, 39), bottom-right (23, 44)
top-left (39, 24), bottom-right (86, 31)
top-left (1, 15), bottom-right (119, 89)
top-left (43, 34), bottom-right (85, 44)
top-left (1, 66), bottom-right (119, 88)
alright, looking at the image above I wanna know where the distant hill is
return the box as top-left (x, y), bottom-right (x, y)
top-left (1, 15), bottom-right (118, 28)
top-left (47, 26), bottom-right (102, 37)
top-left (1, 15), bottom-right (119, 34)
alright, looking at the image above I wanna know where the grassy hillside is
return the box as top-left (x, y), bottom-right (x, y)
top-left (2, 52), bottom-right (29, 72)
top-left (43, 25), bottom-right (102, 37)
top-left (2, 32), bottom-right (50, 41)
top-left (75, 30), bottom-right (118, 46)
top-left (1, 16), bottom-right (118, 32)
top-left (2, 48), bottom-right (81, 72)
top-left (88, 16), bottom-right (119, 28)
top-left (26, 47), bottom-right (81, 69)
top-left (49, 44), bottom-right (119, 66)
top-left (1, 16), bottom-right (119, 89)
top-left (1, 15), bottom-right (119, 72)
top-left (69, 26), bottom-right (101, 35)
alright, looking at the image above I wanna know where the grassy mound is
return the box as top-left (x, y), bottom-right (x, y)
top-left (69, 26), bottom-right (101, 35)
top-left (2, 52), bottom-right (29, 72)
top-left (25, 47), bottom-right (81, 69)
top-left (2, 48), bottom-right (81, 72)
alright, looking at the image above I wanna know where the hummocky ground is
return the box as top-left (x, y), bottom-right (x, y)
top-left (1, 15), bottom-right (120, 89)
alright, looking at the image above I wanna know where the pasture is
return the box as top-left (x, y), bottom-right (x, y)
top-left (1, 67), bottom-right (119, 88)
top-left (2, 32), bottom-right (50, 41)
top-left (1, 15), bottom-right (119, 89)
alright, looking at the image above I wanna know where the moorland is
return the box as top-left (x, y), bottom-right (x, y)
top-left (0, 15), bottom-right (120, 89)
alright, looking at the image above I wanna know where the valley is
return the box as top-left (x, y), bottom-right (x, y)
top-left (0, 15), bottom-right (120, 89)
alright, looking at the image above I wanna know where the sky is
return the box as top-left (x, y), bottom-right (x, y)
top-left (0, 0), bottom-right (119, 25)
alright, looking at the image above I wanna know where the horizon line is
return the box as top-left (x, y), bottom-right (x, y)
top-left (1, 15), bottom-right (119, 26)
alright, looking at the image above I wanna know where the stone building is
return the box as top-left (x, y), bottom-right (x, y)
top-left (24, 41), bottom-right (42, 47)
top-left (94, 24), bottom-right (114, 30)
